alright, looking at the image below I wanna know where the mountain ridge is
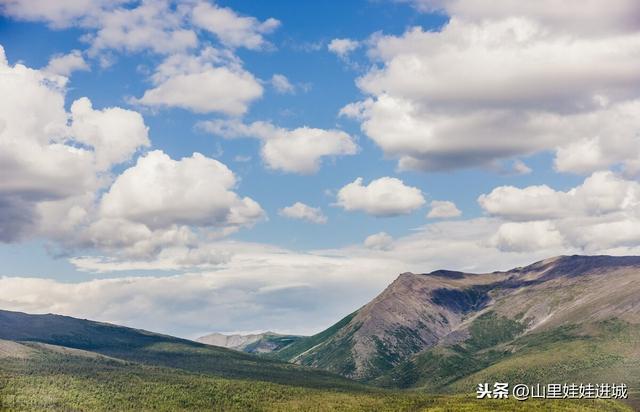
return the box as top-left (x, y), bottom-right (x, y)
top-left (270, 254), bottom-right (640, 394)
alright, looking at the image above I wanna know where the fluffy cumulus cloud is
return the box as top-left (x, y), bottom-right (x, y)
top-left (86, 150), bottom-right (264, 257)
top-left (341, 5), bottom-right (640, 173)
top-left (0, 45), bottom-right (149, 242)
top-left (0, 44), bottom-right (262, 261)
top-left (490, 221), bottom-right (565, 253)
top-left (427, 200), bottom-right (461, 218)
top-left (336, 177), bottom-right (425, 216)
top-left (328, 38), bottom-right (359, 58)
top-left (199, 119), bottom-right (357, 174)
top-left (100, 150), bottom-right (264, 230)
top-left (479, 171), bottom-right (640, 252)
top-left (279, 202), bottom-right (327, 224)
top-left (70, 97), bottom-right (150, 170)
top-left (405, 0), bottom-right (640, 35)
top-left (133, 47), bottom-right (262, 115)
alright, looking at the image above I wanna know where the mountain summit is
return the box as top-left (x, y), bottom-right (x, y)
top-left (270, 255), bottom-right (640, 393)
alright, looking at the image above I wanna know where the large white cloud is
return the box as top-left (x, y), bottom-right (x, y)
top-left (0, 45), bottom-right (149, 242)
top-left (199, 119), bottom-right (357, 174)
top-left (98, 150), bottom-right (264, 237)
top-left (405, 0), bottom-right (640, 35)
top-left (479, 171), bottom-right (640, 221)
top-left (342, 10), bottom-right (640, 173)
top-left (70, 97), bottom-right (150, 170)
top-left (480, 171), bottom-right (640, 252)
top-left (70, 150), bottom-right (264, 259)
top-left (0, 45), bottom-right (259, 258)
top-left (336, 177), bottom-right (425, 216)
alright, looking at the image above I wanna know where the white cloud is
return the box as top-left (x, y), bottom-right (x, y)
top-left (279, 202), bottom-right (327, 224)
top-left (99, 150), bottom-right (264, 231)
top-left (512, 159), bottom-right (532, 175)
top-left (328, 38), bottom-right (359, 58)
top-left (1, 1), bottom-right (279, 56)
top-left (3, 2), bottom-right (277, 117)
top-left (341, 13), bottom-right (640, 173)
top-left (364, 232), bottom-right (393, 250)
top-left (404, 0), bottom-right (640, 35)
top-left (479, 184), bottom-right (568, 221)
top-left (88, 1), bottom-right (197, 56)
top-left (0, 218), bottom-right (573, 337)
top-left (479, 171), bottom-right (640, 252)
top-left (427, 200), bottom-right (461, 218)
top-left (44, 50), bottom-right (89, 76)
top-left (270, 74), bottom-right (295, 94)
top-left (0, 45), bottom-right (148, 242)
top-left (490, 221), bottom-right (565, 252)
top-left (336, 177), bottom-right (425, 217)
top-left (479, 171), bottom-right (640, 222)
top-left (72, 150), bottom-right (265, 259)
top-left (0, 0), bottom-right (105, 28)
top-left (199, 119), bottom-right (357, 174)
top-left (70, 97), bottom-right (150, 170)
top-left (133, 47), bottom-right (262, 115)
top-left (191, 1), bottom-right (279, 50)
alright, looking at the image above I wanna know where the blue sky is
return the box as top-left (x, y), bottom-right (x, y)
top-left (1, 0), bottom-right (640, 337)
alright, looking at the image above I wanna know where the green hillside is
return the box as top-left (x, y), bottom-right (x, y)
top-left (0, 342), bottom-right (631, 411)
top-left (268, 311), bottom-right (359, 364)
top-left (0, 309), bottom-right (361, 391)
top-left (377, 318), bottom-right (640, 409)
top-left (2, 255), bottom-right (639, 410)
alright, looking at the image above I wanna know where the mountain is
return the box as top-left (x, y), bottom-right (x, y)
top-left (197, 331), bottom-right (303, 353)
top-left (0, 310), bottom-right (630, 411)
top-left (0, 255), bottom-right (637, 410)
top-left (270, 255), bottom-right (640, 406)
top-left (0, 308), bottom-right (360, 390)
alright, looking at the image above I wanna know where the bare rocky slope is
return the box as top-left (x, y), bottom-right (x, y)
top-left (271, 255), bottom-right (640, 391)
top-left (196, 331), bottom-right (302, 353)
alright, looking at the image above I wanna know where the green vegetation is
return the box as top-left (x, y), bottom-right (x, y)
top-left (448, 320), bottom-right (640, 400)
top-left (378, 311), bottom-right (527, 390)
top-left (0, 346), bottom-right (630, 411)
top-left (0, 310), bottom-right (362, 391)
top-left (376, 316), bottom-right (639, 409)
top-left (268, 311), bottom-right (359, 363)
